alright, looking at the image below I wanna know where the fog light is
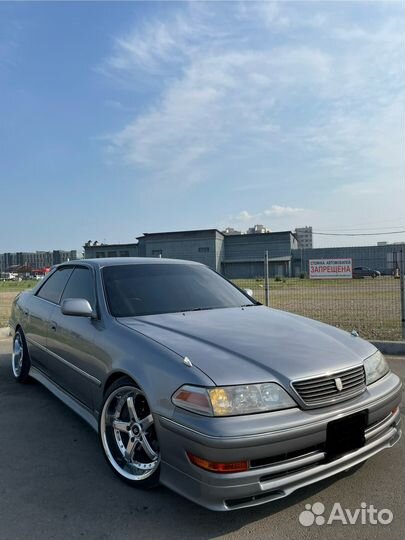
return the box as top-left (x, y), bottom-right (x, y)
top-left (187, 452), bottom-right (249, 473)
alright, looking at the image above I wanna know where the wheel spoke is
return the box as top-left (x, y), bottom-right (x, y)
top-left (113, 420), bottom-right (130, 433)
top-left (140, 433), bottom-right (158, 461)
top-left (140, 414), bottom-right (154, 431)
top-left (125, 437), bottom-right (138, 460)
top-left (127, 396), bottom-right (139, 422)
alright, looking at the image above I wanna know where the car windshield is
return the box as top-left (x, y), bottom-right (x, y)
top-left (102, 263), bottom-right (254, 317)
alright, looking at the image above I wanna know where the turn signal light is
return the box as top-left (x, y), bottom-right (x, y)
top-left (187, 452), bottom-right (249, 473)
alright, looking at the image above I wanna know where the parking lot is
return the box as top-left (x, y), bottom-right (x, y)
top-left (0, 338), bottom-right (404, 540)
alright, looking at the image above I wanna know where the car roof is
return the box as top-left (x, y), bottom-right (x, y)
top-left (59, 257), bottom-right (203, 269)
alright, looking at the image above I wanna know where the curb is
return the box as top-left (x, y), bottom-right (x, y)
top-left (0, 327), bottom-right (11, 340)
top-left (371, 340), bottom-right (405, 356)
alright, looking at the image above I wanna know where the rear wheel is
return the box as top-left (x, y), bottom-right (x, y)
top-left (11, 330), bottom-right (31, 383)
top-left (99, 377), bottom-right (160, 488)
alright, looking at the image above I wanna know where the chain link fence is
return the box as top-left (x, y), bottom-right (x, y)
top-left (231, 249), bottom-right (405, 342)
top-left (1, 251), bottom-right (404, 342)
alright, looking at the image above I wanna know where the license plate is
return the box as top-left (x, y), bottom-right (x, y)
top-left (326, 411), bottom-right (367, 460)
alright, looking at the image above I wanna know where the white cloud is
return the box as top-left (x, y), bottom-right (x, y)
top-left (237, 210), bottom-right (254, 222)
top-left (237, 1), bottom-right (290, 28)
top-left (264, 205), bottom-right (305, 217)
top-left (235, 205), bottom-right (307, 223)
top-left (102, 17), bottom-right (188, 75)
top-left (98, 2), bottom-right (405, 239)
top-left (106, 44), bottom-right (333, 185)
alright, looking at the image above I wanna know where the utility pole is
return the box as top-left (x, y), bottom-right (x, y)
top-left (264, 250), bottom-right (270, 307)
top-left (400, 248), bottom-right (405, 339)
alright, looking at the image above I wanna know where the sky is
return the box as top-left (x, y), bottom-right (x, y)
top-left (0, 0), bottom-right (404, 253)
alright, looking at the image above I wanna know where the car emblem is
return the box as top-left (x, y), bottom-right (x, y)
top-left (335, 377), bottom-right (343, 391)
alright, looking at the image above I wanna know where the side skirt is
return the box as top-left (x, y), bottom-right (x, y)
top-left (29, 366), bottom-right (99, 432)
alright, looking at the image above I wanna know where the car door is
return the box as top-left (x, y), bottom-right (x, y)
top-left (25, 267), bottom-right (74, 375)
top-left (45, 266), bottom-right (102, 409)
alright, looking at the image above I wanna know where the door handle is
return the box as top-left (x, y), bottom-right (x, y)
top-left (50, 321), bottom-right (57, 331)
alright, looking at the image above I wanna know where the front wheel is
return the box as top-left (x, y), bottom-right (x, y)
top-left (12, 330), bottom-right (31, 383)
top-left (99, 378), bottom-right (161, 488)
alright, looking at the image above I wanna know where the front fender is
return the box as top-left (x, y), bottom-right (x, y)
top-left (94, 320), bottom-right (213, 419)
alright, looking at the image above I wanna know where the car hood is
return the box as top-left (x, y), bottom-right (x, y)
top-left (119, 306), bottom-right (376, 387)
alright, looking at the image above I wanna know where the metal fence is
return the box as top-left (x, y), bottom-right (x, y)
top-left (231, 249), bottom-right (405, 342)
top-left (1, 250), bottom-right (404, 342)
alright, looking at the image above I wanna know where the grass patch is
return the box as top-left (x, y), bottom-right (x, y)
top-left (0, 281), bottom-right (36, 327)
top-left (233, 277), bottom-right (402, 341)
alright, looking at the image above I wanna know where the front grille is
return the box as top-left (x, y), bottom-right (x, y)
top-left (292, 365), bottom-right (366, 407)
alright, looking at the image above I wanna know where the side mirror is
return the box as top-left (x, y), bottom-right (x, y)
top-left (244, 288), bottom-right (253, 297)
top-left (61, 298), bottom-right (95, 318)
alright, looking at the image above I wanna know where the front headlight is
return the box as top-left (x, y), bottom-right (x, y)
top-left (364, 350), bottom-right (390, 385)
top-left (172, 383), bottom-right (296, 416)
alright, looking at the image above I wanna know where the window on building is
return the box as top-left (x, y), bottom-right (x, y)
top-left (37, 267), bottom-right (73, 304)
top-left (119, 251), bottom-right (130, 257)
top-left (95, 252), bottom-right (105, 258)
top-left (61, 267), bottom-right (95, 309)
top-left (152, 249), bottom-right (163, 257)
top-left (107, 251), bottom-right (118, 257)
top-left (198, 247), bottom-right (210, 253)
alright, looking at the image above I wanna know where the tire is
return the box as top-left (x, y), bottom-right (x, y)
top-left (99, 377), bottom-right (160, 489)
top-left (11, 329), bottom-right (31, 383)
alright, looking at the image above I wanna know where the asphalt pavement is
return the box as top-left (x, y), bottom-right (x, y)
top-left (0, 338), bottom-right (404, 540)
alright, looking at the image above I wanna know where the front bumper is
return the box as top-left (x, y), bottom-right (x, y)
top-left (156, 372), bottom-right (402, 510)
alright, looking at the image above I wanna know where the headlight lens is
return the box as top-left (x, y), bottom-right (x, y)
top-left (364, 350), bottom-right (390, 385)
top-left (172, 383), bottom-right (296, 416)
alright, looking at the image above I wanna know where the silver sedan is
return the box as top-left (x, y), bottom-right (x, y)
top-left (10, 258), bottom-right (402, 510)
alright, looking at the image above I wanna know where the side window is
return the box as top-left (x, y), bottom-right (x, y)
top-left (37, 268), bottom-right (73, 304)
top-left (60, 267), bottom-right (95, 309)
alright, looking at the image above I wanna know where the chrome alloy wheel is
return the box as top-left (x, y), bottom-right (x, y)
top-left (12, 333), bottom-right (24, 378)
top-left (100, 386), bottom-right (160, 481)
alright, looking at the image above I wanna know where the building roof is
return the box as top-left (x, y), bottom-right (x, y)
top-left (83, 242), bottom-right (138, 248)
top-left (137, 228), bottom-right (224, 239)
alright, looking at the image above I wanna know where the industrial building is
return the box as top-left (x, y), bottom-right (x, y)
top-left (84, 228), bottom-right (404, 279)
top-left (84, 229), bottom-right (297, 278)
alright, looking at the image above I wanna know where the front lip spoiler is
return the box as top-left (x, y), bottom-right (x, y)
top-left (158, 410), bottom-right (402, 511)
top-left (246, 407), bottom-right (401, 475)
top-left (225, 423), bottom-right (402, 510)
